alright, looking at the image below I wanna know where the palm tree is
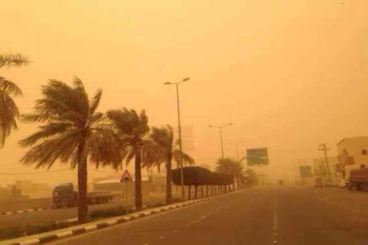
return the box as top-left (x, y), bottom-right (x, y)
top-left (0, 53), bottom-right (29, 146)
top-left (216, 157), bottom-right (244, 189)
top-left (19, 78), bottom-right (120, 223)
top-left (106, 108), bottom-right (150, 210)
top-left (150, 125), bottom-right (195, 203)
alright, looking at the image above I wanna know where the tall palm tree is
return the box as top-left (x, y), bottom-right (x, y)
top-left (0, 53), bottom-right (29, 146)
top-left (150, 125), bottom-right (195, 203)
top-left (106, 108), bottom-right (150, 210)
top-left (19, 78), bottom-right (120, 223)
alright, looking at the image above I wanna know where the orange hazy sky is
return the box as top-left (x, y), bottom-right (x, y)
top-left (1, 0), bottom-right (368, 186)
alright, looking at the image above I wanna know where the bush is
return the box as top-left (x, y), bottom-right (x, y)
top-left (25, 222), bottom-right (70, 236)
top-left (0, 222), bottom-right (71, 241)
top-left (0, 226), bottom-right (24, 241)
top-left (89, 206), bottom-right (133, 219)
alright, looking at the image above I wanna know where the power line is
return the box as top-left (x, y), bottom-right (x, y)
top-left (0, 169), bottom-right (72, 175)
top-left (0, 169), bottom-right (122, 176)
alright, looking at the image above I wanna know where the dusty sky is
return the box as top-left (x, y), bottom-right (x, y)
top-left (1, 0), bottom-right (368, 187)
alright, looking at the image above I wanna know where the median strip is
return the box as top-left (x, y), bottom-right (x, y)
top-left (0, 208), bottom-right (52, 216)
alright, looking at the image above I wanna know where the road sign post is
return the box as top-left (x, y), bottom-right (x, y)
top-left (120, 170), bottom-right (133, 202)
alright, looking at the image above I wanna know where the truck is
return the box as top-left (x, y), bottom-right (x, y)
top-left (52, 183), bottom-right (114, 209)
top-left (348, 168), bottom-right (368, 191)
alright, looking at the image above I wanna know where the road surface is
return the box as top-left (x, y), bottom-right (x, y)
top-left (49, 186), bottom-right (368, 245)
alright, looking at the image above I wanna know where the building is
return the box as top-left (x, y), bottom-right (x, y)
top-left (14, 180), bottom-right (50, 198)
top-left (93, 178), bottom-right (153, 196)
top-left (336, 136), bottom-right (368, 179)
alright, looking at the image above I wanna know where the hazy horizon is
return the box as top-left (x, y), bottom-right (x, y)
top-left (1, 0), bottom-right (368, 187)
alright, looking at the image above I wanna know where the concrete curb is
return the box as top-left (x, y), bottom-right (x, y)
top-left (0, 208), bottom-right (52, 216)
top-left (5, 189), bottom-right (245, 245)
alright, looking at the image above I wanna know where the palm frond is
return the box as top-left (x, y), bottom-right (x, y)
top-left (141, 140), bottom-right (165, 168)
top-left (173, 149), bottom-right (195, 166)
top-left (125, 150), bottom-right (136, 165)
top-left (18, 123), bottom-right (76, 147)
top-left (0, 53), bottom-right (30, 68)
top-left (20, 131), bottom-right (81, 169)
top-left (89, 128), bottom-right (122, 169)
top-left (89, 89), bottom-right (102, 115)
top-left (0, 77), bottom-right (23, 96)
top-left (150, 125), bottom-right (173, 150)
top-left (0, 90), bottom-right (20, 146)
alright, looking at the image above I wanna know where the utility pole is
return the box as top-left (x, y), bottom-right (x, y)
top-left (164, 77), bottom-right (190, 201)
top-left (209, 123), bottom-right (233, 159)
top-left (318, 143), bottom-right (331, 182)
top-left (219, 127), bottom-right (224, 158)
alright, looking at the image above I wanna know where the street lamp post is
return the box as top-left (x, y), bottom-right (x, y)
top-left (209, 123), bottom-right (233, 159)
top-left (164, 77), bottom-right (190, 201)
top-left (228, 141), bottom-right (245, 161)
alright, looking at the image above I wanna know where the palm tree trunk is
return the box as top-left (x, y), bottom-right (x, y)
top-left (188, 185), bottom-right (191, 200)
top-left (206, 185), bottom-right (209, 197)
top-left (195, 185), bottom-right (198, 199)
top-left (201, 185), bottom-right (203, 198)
top-left (166, 154), bottom-right (172, 203)
top-left (135, 148), bottom-right (143, 210)
top-left (77, 140), bottom-right (89, 224)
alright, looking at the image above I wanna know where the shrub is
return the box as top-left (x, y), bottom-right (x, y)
top-left (89, 206), bottom-right (133, 219)
top-left (0, 222), bottom-right (70, 241)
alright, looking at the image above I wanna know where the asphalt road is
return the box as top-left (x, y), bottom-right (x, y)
top-left (48, 186), bottom-right (368, 245)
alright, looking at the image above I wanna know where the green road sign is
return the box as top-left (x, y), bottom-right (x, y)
top-left (246, 148), bottom-right (269, 166)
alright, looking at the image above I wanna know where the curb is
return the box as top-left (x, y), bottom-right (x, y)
top-left (0, 208), bottom-right (52, 216)
top-left (5, 189), bottom-right (245, 245)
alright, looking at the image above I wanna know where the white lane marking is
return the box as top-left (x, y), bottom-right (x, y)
top-left (273, 189), bottom-right (278, 243)
top-left (185, 215), bottom-right (208, 227)
top-left (274, 190), bottom-right (278, 230)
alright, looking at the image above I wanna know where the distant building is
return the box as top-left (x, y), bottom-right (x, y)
top-left (93, 178), bottom-right (152, 196)
top-left (337, 136), bottom-right (368, 179)
top-left (15, 180), bottom-right (50, 198)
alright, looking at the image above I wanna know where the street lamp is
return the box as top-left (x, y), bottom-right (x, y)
top-left (227, 141), bottom-right (245, 161)
top-left (164, 77), bottom-right (189, 201)
top-left (209, 123), bottom-right (233, 159)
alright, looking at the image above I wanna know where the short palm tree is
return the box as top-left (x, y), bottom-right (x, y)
top-left (0, 53), bottom-right (29, 146)
top-left (150, 125), bottom-right (195, 203)
top-left (106, 108), bottom-right (151, 210)
top-left (19, 78), bottom-right (120, 223)
top-left (216, 157), bottom-right (244, 187)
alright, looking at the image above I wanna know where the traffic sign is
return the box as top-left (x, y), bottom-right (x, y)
top-left (246, 148), bottom-right (269, 166)
top-left (120, 170), bottom-right (133, 182)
